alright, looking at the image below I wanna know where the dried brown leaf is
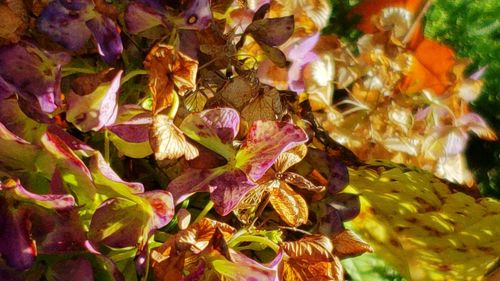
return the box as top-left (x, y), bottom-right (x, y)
top-left (269, 181), bottom-right (308, 227)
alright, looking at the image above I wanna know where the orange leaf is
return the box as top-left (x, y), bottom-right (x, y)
top-left (401, 39), bottom-right (456, 95)
top-left (144, 44), bottom-right (198, 114)
top-left (269, 181), bottom-right (309, 227)
top-left (331, 229), bottom-right (373, 258)
top-left (280, 235), bottom-right (343, 281)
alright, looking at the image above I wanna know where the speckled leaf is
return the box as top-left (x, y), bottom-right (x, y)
top-left (236, 121), bottom-right (308, 181)
top-left (139, 190), bottom-right (174, 229)
top-left (269, 181), bottom-right (308, 227)
top-left (209, 169), bottom-right (257, 216)
top-left (180, 108), bottom-right (239, 160)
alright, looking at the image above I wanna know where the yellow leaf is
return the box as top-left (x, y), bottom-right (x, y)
top-left (347, 161), bottom-right (500, 281)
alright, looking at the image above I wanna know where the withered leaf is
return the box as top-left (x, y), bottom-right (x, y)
top-left (241, 87), bottom-right (283, 123)
top-left (260, 43), bottom-right (289, 68)
top-left (149, 114), bottom-right (199, 161)
top-left (220, 76), bottom-right (258, 110)
top-left (269, 181), bottom-right (308, 227)
top-left (274, 144), bottom-right (308, 173)
top-left (281, 235), bottom-right (334, 261)
top-left (281, 235), bottom-right (344, 281)
top-left (144, 44), bottom-right (198, 114)
top-left (280, 172), bottom-right (324, 192)
top-left (0, 4), bottom-right (24, 43)
top-left (247, 15), bottom-right (294, 47)
top-left (331, 229), bottom-right (373, 258)
top-left (184, 90), bottom-right (208, 112)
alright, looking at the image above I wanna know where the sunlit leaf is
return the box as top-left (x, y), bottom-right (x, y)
top-left (236, 121), bottom-right (308, 181)
top-left (180, 108), bottom-right (239, 160)
top-left (150, 114), bottom-right (199, 161)
top-left (144, 44), bottom-right (198, 114)
top-left (348, 161), bottom-right (500, 280)
top-left (331, 229), bottom-right (373, 259)
top-left (269, 180), bottom-right (308, 227)
top-left (241, 87), bottom-right (283, 124)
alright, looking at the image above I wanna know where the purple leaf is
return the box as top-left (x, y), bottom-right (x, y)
top-left (47, 125), bottom-right (96, 156)
top-left (86, 15), bottom-right (123, 63)
top-left (40, 132), bottom-right (96, 203)
top-left (0, 179), bottom-right (75, 210)
top-left (180, 108), bottom-right (240, 160)
top-left (140, 190), bottom-right (175, 229)
top-left (107, 109), bottom-right (152, 143)
top-left (247, 15), bottom-right (294, 46)
top-left (327, 158), bottom-right (349, 194)
top-left (327, 193), bottom-right (360, 221)
top-left (89, 152), bottom-right (145, 196)
top-left (124, 0), bottom-right (164, 34)
top-left (0, 201), bottom-right (36, 270)
top-left (209, 170), bottom-right (257, 216)
top-left (33, 208), bottom-right (87, 254)
top-left (287, 33), bottom-right (320, 92)
top-left (66, 69), bottom-right (122, 132)
top-left (0, 42), bottom-right (68, 113)
top-left (89, 197), bottom-right (150, 248)
top-left (236, 121), bottom-right (308, 181)
top-left (0, 98), bottom-right (47, 143)
top-left (107, 105), bottom-right (153, 158)
top-left (48, 257), bottom-right (94, 281)
top-left (167, 168), bottom-right (217, 204)
top-left (37, 0), bottom-right (92, 51)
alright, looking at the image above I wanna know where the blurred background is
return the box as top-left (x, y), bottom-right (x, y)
top-left (327, 0), bottom-right (499, 279)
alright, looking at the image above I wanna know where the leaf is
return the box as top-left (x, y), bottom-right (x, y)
top-left (89, 152), bottom-right (145, 198)
top-left (347, 161), bottom-right (500, 280)
top-left (247, 16), bottom-right (294, 47)
top-left (269, 181), bottom-right (308, 227)
top-left (139, 190), bottom-right (175, 229)
top-left (274, 144), bottom-right (308, 173)
top-left (150, 114), bottom-right (199, 161)
top-left (220, 76), bottom-right (258, 110)
top-left (0, 4), bottom-right (25, 43)
top-left (144, 44), bottom-right (198, 114)
top-left (0, 178), bottom-right (75, 210)
top-left (180, 108), bottom-right (239, 160)
top-left (89, 197), bottom-right (150, 248)
top-left (401, 39), bottom-right (456, 95)
top-left (107, 105), bottom-right (153, 158)
top-left (280, 172), bottom-right (324, 192)
top-left (280, 235), bottom-right (344, 281)
top-left (236, 121), bottom-right (308, 181)
top-left (331, 229), bottom-right (373, 259)
top-left (66, 69), bottom-right (122, 132)
top-left (241, 87), bottom-right (283, 124)
top-left (209, 169), bottom-right (257, 216)
top-left (184, 90), bottom-right (208, 112)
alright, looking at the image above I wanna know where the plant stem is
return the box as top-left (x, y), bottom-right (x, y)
top-left (121, 69), bottom-right (149, 85)
top-left (167, 91), bottom-right (180, 119)
top-left (193, 200), bottom-right (214, 224)
top-left (104, 129), bottom-right (110, 163)
top-left (228, 235), bottom-right (280, 253)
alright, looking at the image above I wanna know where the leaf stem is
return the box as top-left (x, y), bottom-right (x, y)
top-left (121, 69), bottom-right (149, 85)
top-left (193, 200), bottom-right (214, 224)
top-left (228, 235), bottom-right (280, 253)
top-left (167, 91), bottom-right (180, 119)
top-left (104, 129), bottom-right (110, 163)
